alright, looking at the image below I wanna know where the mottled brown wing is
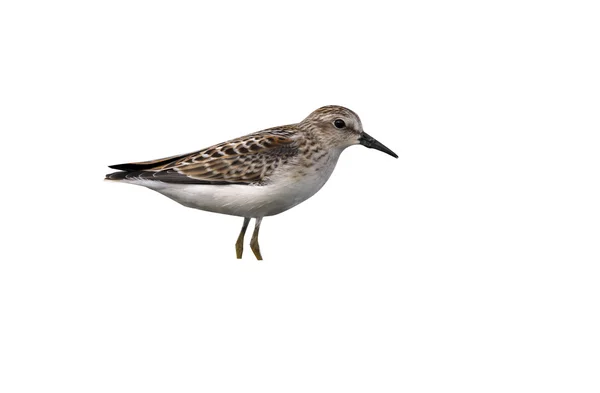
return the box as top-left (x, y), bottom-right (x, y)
top-left (106, 130), bottom-right (299, 185)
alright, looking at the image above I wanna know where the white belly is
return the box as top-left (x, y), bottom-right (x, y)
top-left (127, 154), bottom-right (341, 218)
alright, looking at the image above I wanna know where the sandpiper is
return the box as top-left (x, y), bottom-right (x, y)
top-left (106, 105), bottom-right (398, 260)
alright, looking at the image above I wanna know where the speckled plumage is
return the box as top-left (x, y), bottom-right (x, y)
top-left (106, 105), bottom-right (397, 259)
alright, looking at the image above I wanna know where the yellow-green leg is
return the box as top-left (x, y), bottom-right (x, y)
top-left (250, 217), bottom-right (263, 260)
top-left (235, 217), bottom-right (251, 259)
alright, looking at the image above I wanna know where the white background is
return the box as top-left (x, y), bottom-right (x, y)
top-left (1, 1), bottom-right (599, 392)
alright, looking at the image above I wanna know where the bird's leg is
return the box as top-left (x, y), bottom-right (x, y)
top-left (235, 217), bottom-right (251, 259)
top-left (250, 217), bottom-right (263, 260)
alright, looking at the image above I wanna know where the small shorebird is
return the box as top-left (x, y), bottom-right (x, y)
top-left (106, 105), bottom-right (397, 260)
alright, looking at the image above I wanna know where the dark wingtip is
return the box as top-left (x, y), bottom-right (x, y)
top-left (109, 163), bottom-right (138, 171)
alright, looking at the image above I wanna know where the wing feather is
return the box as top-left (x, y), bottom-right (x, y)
top-left (106, 129), bottom-right (299, 185)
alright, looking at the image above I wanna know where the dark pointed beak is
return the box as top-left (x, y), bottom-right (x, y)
top-left (358, 132), bottom-right (398, 158)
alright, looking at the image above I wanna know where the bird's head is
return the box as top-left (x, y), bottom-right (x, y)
top-left (300, 105), bottom-right (398, 158)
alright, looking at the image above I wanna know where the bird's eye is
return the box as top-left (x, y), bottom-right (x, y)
top-left (333, 119), bottom-right (346, 129)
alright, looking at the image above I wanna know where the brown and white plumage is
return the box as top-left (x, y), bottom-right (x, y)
top-left (106, 127), bottom-right (299, 185)
top-left (106, 105), bottom-right (397, 259)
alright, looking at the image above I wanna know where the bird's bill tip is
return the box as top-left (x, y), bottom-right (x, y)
top-left (359, 132), bottom-right (398, 158)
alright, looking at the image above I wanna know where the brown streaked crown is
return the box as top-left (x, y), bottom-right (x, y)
top-left (301, 105), bottom-right (363, 130)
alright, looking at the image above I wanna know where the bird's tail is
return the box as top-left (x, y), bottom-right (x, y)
top-left (105, 171), bottom-right (129, 181)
